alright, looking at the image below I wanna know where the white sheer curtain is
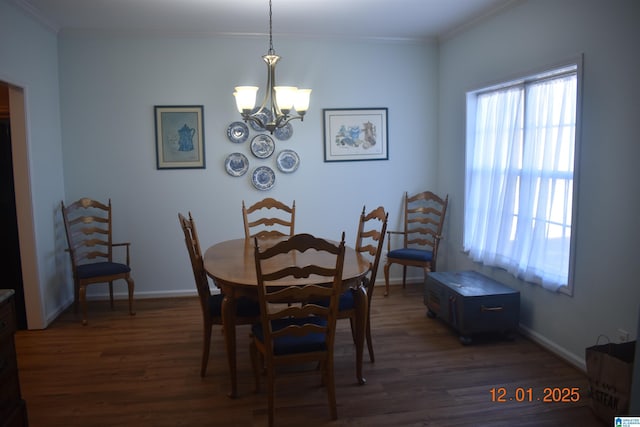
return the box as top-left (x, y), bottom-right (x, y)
top-left (464, 72), bottom-right (576, 291)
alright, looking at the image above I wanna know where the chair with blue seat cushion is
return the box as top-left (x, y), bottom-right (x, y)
top-left (336, 206), bottom-right (387, 364)
top-left (178, 212), bottom-right (259, 377)
top-left (61, 197), bottom-right (135, 325)
top-left (250, 232), bottom-right (346, 427)
top-left (383, 191), bottom-right (448, 297)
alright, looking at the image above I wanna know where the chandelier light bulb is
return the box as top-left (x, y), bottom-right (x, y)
top-left (233, 86), bottom-right (259, 113)
top-left (294, 89), bottom-right (312, 114)
top-left (274, 86), bottom-right (298, 112)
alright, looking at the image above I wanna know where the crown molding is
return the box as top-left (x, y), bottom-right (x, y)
top-left (8, 0), bottom-right (60, 34)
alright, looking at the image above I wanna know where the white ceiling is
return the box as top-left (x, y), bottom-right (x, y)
top-left (12, 0), bottom-right (514, 41)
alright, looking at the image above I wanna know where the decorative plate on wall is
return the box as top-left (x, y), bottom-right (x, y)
top-left (274, 122), bottom-right (293, 141)
top-left (226, 121), bottom-right (249, 144)
top-left (276, 149), bottom-right (300, 173)
top-left (224, 153), bottom-right (249, 177)
top-left (249, 108), bottom-right (274, 132)
top-left (251, 166), bottom-right (276, 191)
top-left (250, 134), bottom-right (275, 159)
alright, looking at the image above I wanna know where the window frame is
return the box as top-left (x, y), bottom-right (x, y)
top-left (464, 55), bottom-right (583, 295)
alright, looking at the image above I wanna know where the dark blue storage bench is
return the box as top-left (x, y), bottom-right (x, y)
top-left (424, 270), bottom-right (520, 344)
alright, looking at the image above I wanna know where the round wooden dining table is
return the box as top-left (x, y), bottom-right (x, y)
top-left (203, 237), bottom-right (371, 398)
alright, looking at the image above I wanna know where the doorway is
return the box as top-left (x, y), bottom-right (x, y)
top-left (0, 83), bottom-right (27, 329)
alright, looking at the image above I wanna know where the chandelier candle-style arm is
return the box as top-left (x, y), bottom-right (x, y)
top-left (233, 0), bottom-right (311, 134)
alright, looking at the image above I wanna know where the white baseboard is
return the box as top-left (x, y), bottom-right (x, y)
top-left (371, 277), bottom-right (423, 287)
top-left (517, 324), bottom-right (585, 372)
top-left (45, 298), bottom-right (73, 327)
top-left (84, 289), bottom-right (201, 300)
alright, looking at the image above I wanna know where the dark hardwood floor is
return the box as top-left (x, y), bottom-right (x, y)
top-left (14, 284), bottom-right (604, 426)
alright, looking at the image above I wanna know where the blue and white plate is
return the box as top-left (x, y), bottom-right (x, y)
top-left (249, 108), bottom-right (274, 132)
top-left (250, 134), bottom-right (275, 159)
top-left (224, 153), bottom-right (249, 177)
top-left (226, 121), bottom-right (249, 144)
top-left (274, 123), bottom-right (293, 141)
top-left (276, 149), bottom-right (300, 173)
top-left (252, 166), bottom-right (276, 191)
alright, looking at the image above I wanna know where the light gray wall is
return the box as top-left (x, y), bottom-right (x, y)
top-left (56, 34), bottom-right (439, 298)
top-left (438, 0), bottom-right (640, 368)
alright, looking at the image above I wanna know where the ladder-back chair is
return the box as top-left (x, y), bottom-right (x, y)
top-left (383, 191), bottom-right (448, 296)
top-left (61, 197), bottom-right (135, 325)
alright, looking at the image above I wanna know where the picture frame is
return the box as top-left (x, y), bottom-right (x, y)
top-left (154, 105), bottom-right (205, 169)
top-left (323, 108), bottom-right (388, 162)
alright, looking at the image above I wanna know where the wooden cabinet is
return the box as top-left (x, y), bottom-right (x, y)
top-left (0, 290), bottom-right (28, 427)
top-left (424, 271), bottom-right (520, 344)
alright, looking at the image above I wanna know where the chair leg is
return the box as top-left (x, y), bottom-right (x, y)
top-left (348, 317), bottom-right (356, 343)
top-left (201, 322), bottom-right (212, 377)
top-left (383, 262), bottom-right (391, 297)
top-left (127, 277), bottom-right (135, 316)
top-left (366, 315), bottom-right (375, 363)
top-left (79, 285), bottom-right (88, 326)
top-left (249, 340), bottom-right (261, 392)
top-left (424, 266), bottom-right (432, 281)
top-left (73, 280), bottom-right (80, 313)
top-left (267, 365), bottom-right (276, 427)
top-left (348, 314), bottom-right (375, 363)
top-left (318, 360), bottom-right (327, 385)
top-left (402, 266), bottom-right (407, 288)
top-left (325, 358), bottom-right (338, 420)
top-left (109, 281), bottom-right (114, 309)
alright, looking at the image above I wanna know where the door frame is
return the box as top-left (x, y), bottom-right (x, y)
top-left (6, 82), bottom-right (44, 329)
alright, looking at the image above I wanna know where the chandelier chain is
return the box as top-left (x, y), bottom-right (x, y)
top-left (268, 0), bottom-right (274, 55)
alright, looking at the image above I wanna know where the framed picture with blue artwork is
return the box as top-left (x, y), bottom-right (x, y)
top-left (323, 108), bottom-right (388, 162)
top-left (154, 105), bottom-right (205, 169)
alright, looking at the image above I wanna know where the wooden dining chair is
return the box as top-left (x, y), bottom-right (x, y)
top-left (178, 212), bottom-right (260, 377)
top-left (384, 191), bottom-right (448, 296)
top-left (337, 206), bottom-right (388, 364)
top-left (250, 233), bottom-right (346, 427)
top-left (242, 197), bottom-right (295, 240)
top-left (61, 197), bottom-right (135, 325)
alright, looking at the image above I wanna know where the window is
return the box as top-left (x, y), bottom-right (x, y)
top-left (464, 59), bottom-right (581, 293)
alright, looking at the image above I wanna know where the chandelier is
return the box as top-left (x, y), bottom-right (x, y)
top-left (233, 0), bottom-right (311, 134)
